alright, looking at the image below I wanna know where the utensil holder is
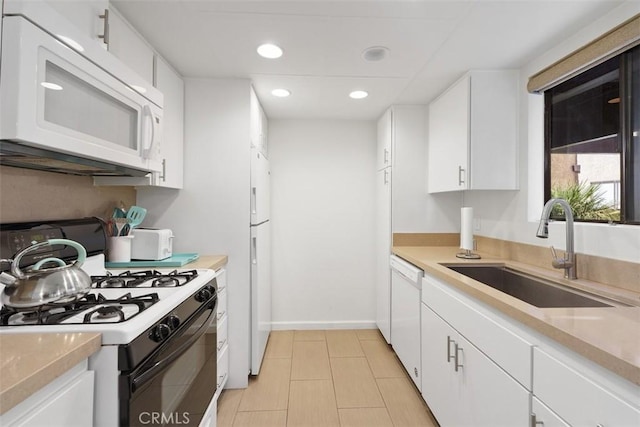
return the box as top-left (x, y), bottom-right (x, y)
top-left (108, 236), bottom-right (134, 262)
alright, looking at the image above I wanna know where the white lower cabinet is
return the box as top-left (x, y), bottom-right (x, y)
top-left (215, 269), bottom-right (229, 398)
top-left (421, 304), bottom-right (529, 426)
top-left (1, 361), bottom-right (94, 427)
top-left (533, 347), bottom-right (640, 427)
top-left (418, 269), bottom-right (640, 427)
top-left (531, 397), bottom-right (570, 427)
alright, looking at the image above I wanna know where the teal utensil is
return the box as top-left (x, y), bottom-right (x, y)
top-left (123, 206), bottom-right (147, 235)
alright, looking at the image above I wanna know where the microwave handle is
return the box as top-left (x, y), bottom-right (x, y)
top-left (141, 104), bottom-right (155, 159)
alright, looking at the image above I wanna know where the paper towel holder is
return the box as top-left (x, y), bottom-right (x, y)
top-left (456, 248), bottom-right (481, 259)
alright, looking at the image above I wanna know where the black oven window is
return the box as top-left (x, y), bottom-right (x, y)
top-left (544, 44), bottom-right (640, 224)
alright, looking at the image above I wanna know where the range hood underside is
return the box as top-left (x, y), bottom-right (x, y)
top-left (0, 140), bottom-right (150, 177)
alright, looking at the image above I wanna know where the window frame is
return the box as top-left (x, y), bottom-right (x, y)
top-left (543, 45), bottom-right (639, 225)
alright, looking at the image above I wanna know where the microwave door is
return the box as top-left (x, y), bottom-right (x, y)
top-left (0, 16), bottom-right (161, 173)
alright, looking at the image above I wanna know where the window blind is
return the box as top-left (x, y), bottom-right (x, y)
top-left (527, 13), bottom-right (640, 93)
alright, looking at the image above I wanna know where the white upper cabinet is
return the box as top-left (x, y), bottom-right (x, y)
top-left (106, 5), bottom-right (154, 83)
top-left (153, 56), bottom-right (184, 189)
top-left (377, 109), bottom-right (393, 170)
top-left (250, 87), bottom-right (269, 158)
top-left (428, 70), bottom-right (518, 193)
top-left (43, 0), bottom-right (109, 47)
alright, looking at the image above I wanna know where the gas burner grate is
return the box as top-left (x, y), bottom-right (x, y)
top-left (91, 270), bottom-right (199, 288)
top-left (0, 292), bottom-right (160, 325)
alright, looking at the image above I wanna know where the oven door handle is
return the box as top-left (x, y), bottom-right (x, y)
top-left (131, 298), bottom-right (217, 393)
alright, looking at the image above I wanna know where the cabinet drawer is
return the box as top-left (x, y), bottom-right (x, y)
top-left (215, 344), bottom-right (229, 399)
top-left (533, 348), bottom-right (640, 426)
top-left (216, 314), bottom-right (228, 353)
top-left (422, 274), bottom-right (532, 389)
top-left (217, 285), bottom-right (227, 321)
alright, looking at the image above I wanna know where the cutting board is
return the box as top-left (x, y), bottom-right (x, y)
top-left (105, 253), bottom-right (199, 268)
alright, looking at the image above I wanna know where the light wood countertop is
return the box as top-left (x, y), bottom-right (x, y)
top-left (393, 246), bottom-right (640, 386)
top-left (186, 255), bottom-right (227, 270)
top-left (0, 332), bottom-right (101, 414)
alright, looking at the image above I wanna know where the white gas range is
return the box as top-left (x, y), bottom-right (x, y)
top-left (0, 218), bottom-right (220, 427)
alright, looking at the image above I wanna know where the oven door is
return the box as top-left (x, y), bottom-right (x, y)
top-left (121, 296), bottom-right (217, 427)
top-left (0, 16), bottom-right (162, 173)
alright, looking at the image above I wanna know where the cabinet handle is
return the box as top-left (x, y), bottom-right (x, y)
top-left (217, 373), bottom-right (227, 388)
top-left (217, 338), bottom-right (227, 351)
top-left (216, 310), bottom-right (226, 321)
top-left (160, 159), bottom-right (166, 182)
top-left (447, 336), bottom-right (455, 363)
top-left (218, 286), bottom-right (226, 292)
top-left (530, 413), bottom-right (544, 426)
top-left (99, 9), bottom-right (110, 47)
top-left (458, 166), bottom-right (465, 186)
top-left (384, 148), bottom-right (390, 164)
top-left (454, 343), bottom-right (463, 372)
top-left (384, 169), bottom-right (390, 185)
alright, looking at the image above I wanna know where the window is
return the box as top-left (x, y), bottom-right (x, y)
top-left (544, 44), bottom-right (640, 224)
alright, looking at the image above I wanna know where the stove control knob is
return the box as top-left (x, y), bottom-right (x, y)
top-left (195, 287), bottom-right (212, 302)
top-left (150, 323), bottom-right (171, 342)
top-left (166, 315), bottom-right (180, 330)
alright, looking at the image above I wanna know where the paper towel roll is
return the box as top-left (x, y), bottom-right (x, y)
top-left (460, 207), bottom-right (474, 251)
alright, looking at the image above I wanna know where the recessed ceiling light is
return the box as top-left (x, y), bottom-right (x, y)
top-left (349, 90), bottom-right (368, 99)
top-left (41, 82), bottom-right (63, 90)
top-left (272, 88), bottom-right (291, 97)
top-left (257, 43), bottom-right (283, 59)
top-left (362, 46), bottom-right (389, 62)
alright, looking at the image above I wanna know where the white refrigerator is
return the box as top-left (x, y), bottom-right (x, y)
top-left (250, 147), bottom-right (271, 374)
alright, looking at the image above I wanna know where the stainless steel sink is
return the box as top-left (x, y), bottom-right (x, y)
top-left (446, 265), bottom-right (626, 308)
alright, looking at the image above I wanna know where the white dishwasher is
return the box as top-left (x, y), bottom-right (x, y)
top-left (390, 255), bottom-right (423, 391)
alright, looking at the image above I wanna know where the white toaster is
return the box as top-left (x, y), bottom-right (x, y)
top-left (131, 228), bottom-right (173, 260)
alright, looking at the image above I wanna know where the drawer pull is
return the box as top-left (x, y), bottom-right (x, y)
top-left (454, 343), bottom-right (463, 372)
top-left (217, 338), bottom-right (227, 351)
top-left (447, 336), bottom-right (455, 363)
top-left (530, 413), bottom-right (544, 427)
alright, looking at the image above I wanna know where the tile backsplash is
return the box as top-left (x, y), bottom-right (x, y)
top-left (0, 166), bottom-right (136, 223)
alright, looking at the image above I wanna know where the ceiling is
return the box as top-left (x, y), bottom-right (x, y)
top-left (112, 0), bottom-right (624, 120)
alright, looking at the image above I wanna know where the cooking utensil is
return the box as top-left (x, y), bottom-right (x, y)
top-left (123, 206), bottom-right (147, 235)
top-left (113, 217), bottom-right (128, 237)
top-left (0, 239), bottom-right (92, 309)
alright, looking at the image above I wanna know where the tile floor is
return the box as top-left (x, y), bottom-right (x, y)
top-left (217, 329), bottom-right (439, 427)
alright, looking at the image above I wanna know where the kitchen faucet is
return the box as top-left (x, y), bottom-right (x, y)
top-left (536, 198), bottom-right (577, 280)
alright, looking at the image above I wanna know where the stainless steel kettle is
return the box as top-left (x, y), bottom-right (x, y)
top-left (0, 239), bottom-right (92, 309)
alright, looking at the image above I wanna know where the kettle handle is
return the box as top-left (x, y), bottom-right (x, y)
top-left (32, 257), bottom-right (67, 270)
top-left (11, 239), bottom-right (87, 279)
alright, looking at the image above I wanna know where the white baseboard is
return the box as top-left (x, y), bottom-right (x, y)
top-left (271, 320), bottom-right (377, 330)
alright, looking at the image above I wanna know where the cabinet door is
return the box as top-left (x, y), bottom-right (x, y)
top-left (11, 370), bottom-right (94, 427)
top-left (154, 56), bottom-right (184, 189)
top-left (44, 0), bottom-right (108, 46)
top-left (250, 87), bottom-right (261, 148)
top-left (376, 168), bottom-right (392, 343)
top-left (377, 109), bottom-right (392, 170)
top-left (107, 6), bottom-right (154, 83)
top-left (531, 397), bottom-right (570, 427)
top-left (427, 75), bottom-right (469, 193)
top-left (259, 103), bottom-right (269, 158)
top-left (421, 303), bottom-right (460, 426)
top-left (455, 329), bottom-right (530, 426)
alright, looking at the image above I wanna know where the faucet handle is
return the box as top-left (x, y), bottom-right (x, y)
top-left (550, 246), bottom-right (573, 270)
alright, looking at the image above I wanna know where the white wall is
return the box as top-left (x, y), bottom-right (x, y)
top-left (465, 0), bottom-right (640, 263)
top-left (269, 119), bottom-right (377, 329)
top-left (137, 78), bottom-right (252, 388)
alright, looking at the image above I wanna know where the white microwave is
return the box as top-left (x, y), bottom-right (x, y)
top-left (0, 7), bottom-right (163, 175)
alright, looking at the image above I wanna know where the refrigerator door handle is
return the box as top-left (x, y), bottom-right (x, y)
top-left (251, 187), bottom-right (257, 215)
top-left (251, 236), bottom-right (257, 264)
